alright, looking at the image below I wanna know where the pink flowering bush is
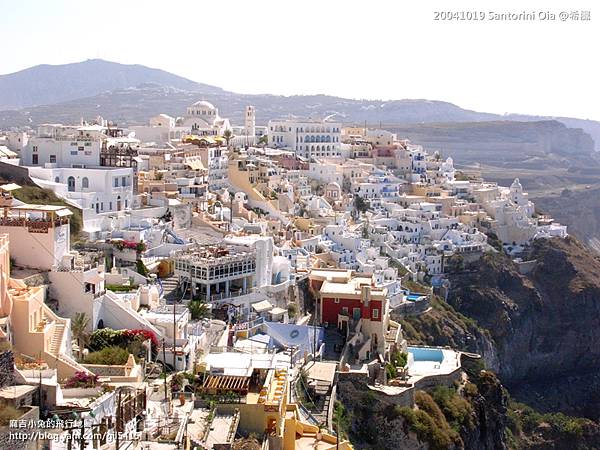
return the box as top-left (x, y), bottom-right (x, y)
top-left (64, 371), bottom-right (99, 388)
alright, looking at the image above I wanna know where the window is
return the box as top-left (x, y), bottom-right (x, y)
top-left (78, 146), bottom-right (84, 152)
top-left (49, 155), bottom-right (56, 163)
top-left (113, 178), bottom-right (119, 188)
top-left (121, 176), bottom-right (126, 187)
top-left (109, 202), bottom-right (112, 210)
top-left (32, 145), bottom-right (38, 152)
top-left (54, 177), bottom-right (60, 183)
top-left (341, 307), bottom-right (349, 316)
top-left (32, 154), bottom-right (38, 164)
top-left (67, 176), bottom-right (75, 192)
top-left (372, 309), bottom-right (379, 319)
top-left (82, 177), bottom-right (89, 189)
top-left (353, 308), bottom-right (361, 320)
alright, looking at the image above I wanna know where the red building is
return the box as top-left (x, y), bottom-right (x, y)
top-left (308, 269), bottom-right (386, 327)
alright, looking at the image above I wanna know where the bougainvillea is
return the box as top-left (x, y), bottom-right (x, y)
top-left (64, 371), bottom-right (99, 388)
top-left (110, 240), bottom-right (147, 253)
top-left (123, 329), bottom-right (159, 350)
top-left (89, 328), bottom-right (159, 356)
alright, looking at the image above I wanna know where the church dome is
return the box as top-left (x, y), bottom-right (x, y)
top-left (192, 100), bottom-right (216, 109)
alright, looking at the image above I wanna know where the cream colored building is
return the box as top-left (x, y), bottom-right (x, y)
top-left (0, 231), bottom-right (89, 380)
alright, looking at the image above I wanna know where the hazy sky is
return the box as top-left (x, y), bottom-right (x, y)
top-left (1, 0), bottom-right (599, 120)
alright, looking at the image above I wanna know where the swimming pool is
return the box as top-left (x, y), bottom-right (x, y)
top-left (406, 294), bottom-right (426, 301)
top-left (408, 346), bottom-right (444, 363)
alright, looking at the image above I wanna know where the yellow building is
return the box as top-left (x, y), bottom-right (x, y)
top-left (0, 230), bottom-right (89, 381)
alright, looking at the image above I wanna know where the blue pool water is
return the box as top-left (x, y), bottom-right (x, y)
top-left (406, 294), bottom-right (425, 301)
top-left (408, 346), bottom-right (444, 363)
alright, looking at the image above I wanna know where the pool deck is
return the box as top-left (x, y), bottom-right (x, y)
top-left (408, 348), bottom-right (460, 378)
top-left (369, 347), bottom-right (462, 397)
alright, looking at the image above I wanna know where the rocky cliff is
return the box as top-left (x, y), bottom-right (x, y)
top-left (402, 236), bottom-right (600, 420)
top-left (336, 363), bottom-right (509, 450)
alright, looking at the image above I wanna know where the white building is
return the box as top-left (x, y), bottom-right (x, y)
top-left (0, 203), bottom-right (71, 270)
top-left (29, 165), bottom-right (135, 214)
top-left (181, 100), bottom-right (231, 136)
top-left (268, 118), bottom-right (341, 158)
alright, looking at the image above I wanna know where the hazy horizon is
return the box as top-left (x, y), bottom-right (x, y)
top-left (2, 0), bottom-right (599, 121)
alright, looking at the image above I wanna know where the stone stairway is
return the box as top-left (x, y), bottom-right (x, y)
top-left (49, 322), bottom-right (65, 355)
top-left (162, 275), bottom-right (182, 304)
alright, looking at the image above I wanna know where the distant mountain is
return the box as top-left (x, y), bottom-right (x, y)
top-left (0, 59), bottom-right (223, 110)
top-left (0, 59), bottom-right (598, 149)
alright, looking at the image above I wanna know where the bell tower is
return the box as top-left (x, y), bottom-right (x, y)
top-left (244, 106), bottom-right (256, 139)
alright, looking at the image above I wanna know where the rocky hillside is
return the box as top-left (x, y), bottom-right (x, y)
top-left (336, 363), bottom-right (509, 450)
top-left (337, 357), bottom-right (600, 450)
top-left (402, 237), bottom-right (600, 421)
top-left (386, 121), bottom-right (595, 168)
top-left (0, 59), bottom-right (222, 111)
top-left (1, 60), bottom-right (599, 152)
top-left (535, 187), bottom-right (600, 252)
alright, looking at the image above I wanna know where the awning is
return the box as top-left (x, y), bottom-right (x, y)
top-left (270, 307), bottom-right (287, 316)
top-left (55, 209), bottom-right (73, 217)
top-left (0, 183), bottom-right (21, 192)
top-left (252, 299), bottom-right (273, 313)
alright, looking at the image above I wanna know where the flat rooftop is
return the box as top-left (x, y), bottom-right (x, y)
top-left (0, 384), bottom-right (37, 399)
top-left (320, 277), bottom-right (386, 298)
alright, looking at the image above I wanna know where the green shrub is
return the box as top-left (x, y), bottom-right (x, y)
top-left (431, 386), bottom-right (474, 430)
top-left (136, 259), bottom-right (149, 276)
top-left (84, 346), bottom-right (130, 365)
top-left (105, 283), bottom-right (139, 292)
top-left (398, 405), bottom-right (458, 450)
top-left (385, 363), bottom-right (397, 379)
top-left (287, 303), bottom-right (298, 319)
top-left (89, 328), bottom-right (123, 351)
top-left (390, 350), bottom-right (408, 368)
top-left (509, 400), bottom-right (589, 438)
top-left (189, 300), bottom-right (210, 320)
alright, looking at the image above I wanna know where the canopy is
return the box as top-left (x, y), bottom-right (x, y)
top-left (0, 183), bottom-right (21, 192)
top-left (270, 307), bottom-right (287, 316)
top-left (55, 209), bottom-right (73, 217)
top-left (252, 299), bottom-right (273, 313)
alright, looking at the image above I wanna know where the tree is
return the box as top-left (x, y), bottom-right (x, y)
top-left (188, 300), bottom-right (210, 320)
top-left (257, 135), bottom-right (268, 147)
top-left (223, 129), bottom-right (234, 148)
top-left (287, 303), bottom-right (299, 319)
top-left (136, 259), bottom-right (149, 276)
top-left (71, 312), bottom-right (90, 359)
top-left (362, 218), bottom-right (370, 239)
top-left (354, 195), bottom-right (368, 213)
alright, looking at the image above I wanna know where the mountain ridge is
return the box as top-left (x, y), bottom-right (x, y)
top-left (0, 58), bottom-right (223, 111)
top-left (1, 59), bottom-right (598, 149)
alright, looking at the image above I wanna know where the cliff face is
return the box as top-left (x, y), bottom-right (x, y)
top-left (403, 237), bottom-right (600, 419)
top-left (449, 237), bottom-right (600, 381)
top-left (341, 237), bottom-right (600, 448)
top-left (336, 367), bottom-right (509, 450)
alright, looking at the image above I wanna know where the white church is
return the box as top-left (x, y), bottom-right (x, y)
top-left (130, 101), bottom-right (257, 145)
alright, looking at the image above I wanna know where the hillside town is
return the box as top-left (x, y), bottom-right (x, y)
top-left (0, 102), bottom-right (568, 450)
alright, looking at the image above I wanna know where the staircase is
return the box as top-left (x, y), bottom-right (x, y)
top-left (162, 275), bottom-right (182, 304)
top-left (49, 322), bottom-right (65, 355)
top-left (43, 318), bottom-right (92, 378)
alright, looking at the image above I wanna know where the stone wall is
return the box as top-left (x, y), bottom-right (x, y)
top-left (0, 161), bottom-right (33, 186)
top-left (0, 351), bottom-right (15, 388)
